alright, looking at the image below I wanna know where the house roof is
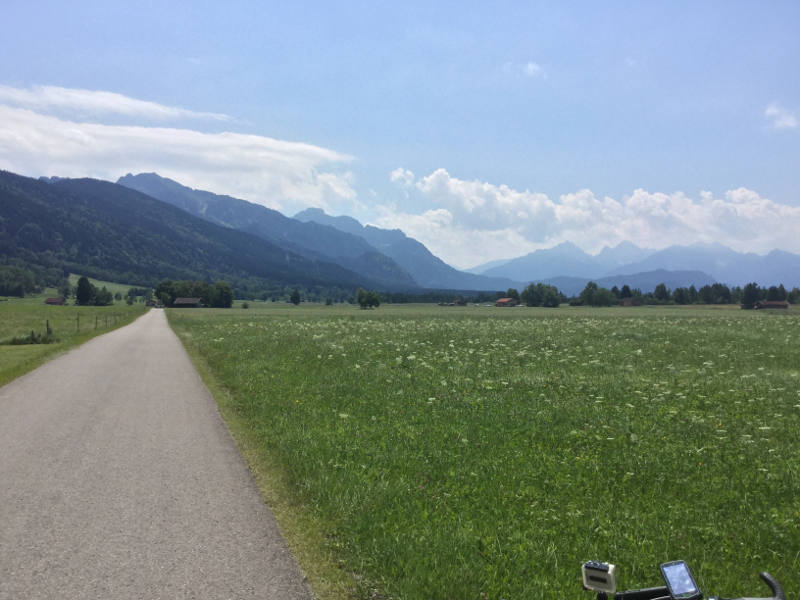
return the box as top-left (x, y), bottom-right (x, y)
top-left (495, 297), bottom-right (517, 304)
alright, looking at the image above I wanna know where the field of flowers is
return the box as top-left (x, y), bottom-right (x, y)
top-left (168, 304), bottom-right (799, 600)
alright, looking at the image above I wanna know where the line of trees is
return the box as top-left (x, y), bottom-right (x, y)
top-left (571, 280), bottom-right (799, 307)
top-left (154, 279), bottom-right (234, 308)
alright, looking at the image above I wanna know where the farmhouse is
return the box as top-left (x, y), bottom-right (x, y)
top-left (172, 297), bottom-right (202, 308)
top-left (44, 297), bottom-right (65, 305)
top-left (495, 297), bottom-right (518, 307)
top-left (755, 300), bottom-right (790, 309)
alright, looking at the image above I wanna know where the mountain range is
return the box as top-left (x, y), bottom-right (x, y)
top-left (118, 173), bottom-right (519, 291)
top-left (1, 171), bottom-right (381, 295)
top-left (474, 240), bottom-right (800, 289)
top-left (3, 168), bottom-right (798, 297)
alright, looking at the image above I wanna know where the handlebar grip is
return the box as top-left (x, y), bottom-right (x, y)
top-left (759, 572), bottom-right (785, 600)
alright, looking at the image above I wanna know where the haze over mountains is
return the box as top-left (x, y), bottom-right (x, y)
top-left (3, 168), bottom-right (798, 297)
top-left (470, 239), bottom-right (800, 292)
top-left (119, 173), bottom-right (520, 292)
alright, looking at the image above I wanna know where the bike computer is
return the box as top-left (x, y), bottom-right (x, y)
top-left (660, 560), bottom-right (702, 600)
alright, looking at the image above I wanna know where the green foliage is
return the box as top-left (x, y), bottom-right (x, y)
top-left (357, 287), bottom-right (381, 309)
top-left (741, 282), bottom-right (760, 309)
top-left (766, 284), bottom-right (788, 301)
top-left (699, 283), bottom-right (732, 305)
top-left (576, 281), bottom-right (616, 306)
top-left (75, 276), bottom-right (94, 305)
top-left (290, 288), bottom-right (301, 305)
top-left (0, 171), bottom-right (381, 299)
top-left (521, 282), bottom-right (562, 307)
top-left (154, 279), bottom-right (234, 307)
top-left (169, 305), bottom-right (800, 599)
top-left (75, 276), bottom-right (114, 306)
top-left (0, 265), bottom-right (41, 296)
top-left (505, 287), bottom-right (520, 301)
top-left (653, 282), bottom-right (670, 302)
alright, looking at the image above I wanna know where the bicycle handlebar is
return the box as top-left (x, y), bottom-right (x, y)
top-left (716, 572), bottom-right (786, 600)
top-left (593, 572), bottom-right (786, 600)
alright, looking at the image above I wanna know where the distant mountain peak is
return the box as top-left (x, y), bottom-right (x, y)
top-left (294, 207), bottom-right (365, 236)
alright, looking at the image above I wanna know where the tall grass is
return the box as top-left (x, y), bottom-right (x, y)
top-left (169, 305), bottom-right (799, 599)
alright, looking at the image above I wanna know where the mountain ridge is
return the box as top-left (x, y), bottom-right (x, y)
top-left (1, 171), bottom-right (382, 295)
top-left (117, 173), bottom-right (418, 289)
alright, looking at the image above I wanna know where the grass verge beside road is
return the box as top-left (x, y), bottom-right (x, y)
top-left (0, 295), bottom-right (147, 387)
top-left (168, 303), bottom-right (800, 599)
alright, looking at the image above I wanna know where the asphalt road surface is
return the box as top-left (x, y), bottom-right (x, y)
top-left (0, 309), bottom-right (312, 599)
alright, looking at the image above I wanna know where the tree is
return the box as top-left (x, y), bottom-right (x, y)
top-left (766, 284), bottom-right (787, 301)
top-left (212, 281), bottom-right (234, 308)
top-left (789, 287), bottom-right (800, 304)
top-left (620, 284), bottom-right (632, 299)
top-left (653, 283), bottom-right (670, 302)
top-left (521, 282), bottom-right (562, 307)
top-left (672, 287), bottom-right (689, 305)
top-left (290, 288), bottom-right (301, 305)
top-left (741, 282), bottom-right (760, 309)
top-left (367, 290), bottom-right (381, 308)
top-left (505, 288), bottom-right (520, 301)
top-left (59, 280), bottom-right (72, 300)
top-left (94, 286), bottom-right (114, 306)
top-left (357, 288), bottom-right (380, 309)
top-left (75, 276), bottom-right (95, 306)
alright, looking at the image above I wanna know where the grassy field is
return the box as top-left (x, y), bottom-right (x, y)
top-left (67, 273), bottom-right (137, 297)
top-left (168, 303), bottom-right (799, 600)
top-left (0, 293), bottom-right (147, 386)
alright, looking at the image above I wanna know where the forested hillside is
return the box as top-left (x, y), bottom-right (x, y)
top-left (0, 171), bottom-right (380, 297)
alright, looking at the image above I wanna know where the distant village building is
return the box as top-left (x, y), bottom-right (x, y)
top-left (755, 300), bottom-right (790, 310)
top-left (44, 297), bottom-right (65, 305)
top-left (495, 297), bottom-right (518, 307)
top-left (172, 297), bottom-right (202, 308)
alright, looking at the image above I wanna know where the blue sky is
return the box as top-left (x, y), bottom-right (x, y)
top-left (1, 1), bottom-right (798, 267)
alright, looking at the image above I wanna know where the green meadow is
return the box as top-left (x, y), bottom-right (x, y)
top-left (0, 292), bottom-right (146, 386)
top-left (168, 304), bottom-right (799, 600)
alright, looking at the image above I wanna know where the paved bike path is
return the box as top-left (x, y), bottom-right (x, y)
top-left (0, 309), bottom-right (311, 599)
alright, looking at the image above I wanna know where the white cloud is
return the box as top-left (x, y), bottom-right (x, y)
top-left (389, 167), bottom-right (415, 188)
top-left (384, 167), bottom-right (800, 268)
top-left (0, 84), bottom-right (231, 122)
top-left (0, 104), bottom-right (357, 214)
top-left (764, 102), bottom-right (798, 129)
top-left (522, 62), bottom-right (543, 77)
top-left (502, 61), bottom-right (546, 79)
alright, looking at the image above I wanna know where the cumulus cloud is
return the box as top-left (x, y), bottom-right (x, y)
top-left (389, 167), bottom-right (415, 187)
top-left (764, 102), bottom-right (798, 129)
top-left (0, 84), bottom-right (231, 122)
top-left (385, 167), bottom-right (800, 268)
top-left (0, 102), bottom-right (358, 214)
